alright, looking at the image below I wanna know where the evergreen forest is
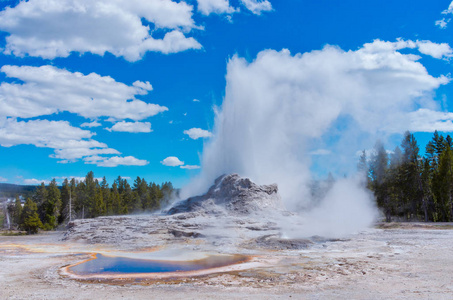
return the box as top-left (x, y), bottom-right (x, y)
top-left (7, 171), bottom-right (174, 234)
top-left (362, 130), bottom-right (453, 222)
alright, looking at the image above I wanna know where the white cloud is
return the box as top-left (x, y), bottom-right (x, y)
top-left (183, 128), bottom-right (213, 139)
top-left (81, 121), bottom-right (102, 128)
top-left (240, 0), bottom-right (272, 15)
top-left (0, 118), bottom-right (93, 148)
top-left (310, 149), bottom-right (331, 156)
top-left (24, 178), bottom-right (50, 185)
top-left (197, 0), bottom-right (273, 16)
top-left (107, 121), bottom-right (152, 133)
top-left (197, 0), bottom-right (237, 15)
top-left (442, 1), bottom-right (453, 15)
top-left (386, 108), bottom-right (453, 133)
top-left (180, 165), bottom-right (201, 169)
top-left (193, 99), bottom-right (200, 102)
top-left (436, 2), bottom-right (453, 29)
top-left (361, 38), bottom-right (453, 60)
top-left (416, 40), bottom-right (453, 59)
top-left (85, 156), bottom-right (149, 167)
top-left (51, 147), bottom-right (120, 161)
top-left (0, 0), bottom-right (201, 61)
top-left (0, 65), bottom-right (168, 120)
top-left (0, 176), bottom-right (7, 182)
top-left (161, 156), bottom-right (184, 166)
top-left (0, 118), bottom-right (149, 167)
top-left (132, 81), bottom-right (153, 91)
top-left (435, 18), bottom-right (450, 29)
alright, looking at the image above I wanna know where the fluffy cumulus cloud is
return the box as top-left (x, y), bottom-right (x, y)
top-left (85, 156), bottom-right (149, 167)
top-left (81, 121), bottom-right (102, 128)
top-left (161, 156), bottom-right (184, 167)
top-left (436, 18), bottom-right (449, 29)
top-left (196, 0), bottom-right (272, 16)
top-left (239, 0), bottom-right (272, 15)
top-left (362, 38), bottom-right (453, 60)
top-left (0, 65), bottom-right (167, 120)
top-left (310, 149), bottom-right (331, 156)
top-left (161, 156), bottom-right (200, 169)
top-left (387, 109), bottom-right (453, 133)
top-left (443, 1), bottom-right (453, 15)
top-left (107, 121), bottom-right (152, 133)
top-left (0, 0), bottom-right (202, 61)
top-left (0, 65), bottom-right (160, 166)
top-left (24, 178), bottom-right (50, 185)
top-left (0, 118), bottom-right (93, 148)
top-left (180, 165), bottom-right (201, 169)
top-left (197, 0), bottom-right (237, 15)
top-left (183, 39), bottom-right (450, 205)
top-left (0, 118), bottom-right (147, 166)
top-left (183, 128), bottom-right (213, 139)
top-left (436, 2), bottom-right (453, 29)
top-left (414, 41), bottom-right (453, 59)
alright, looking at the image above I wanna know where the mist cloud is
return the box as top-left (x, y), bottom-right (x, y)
top-left (181, 39), bottom-right (450, 237)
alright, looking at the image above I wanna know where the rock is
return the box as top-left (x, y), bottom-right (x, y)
top-left (63, 174), bottom-right (292, 251)
top-left (167, 174), bottom-right (284, 216)
top-left (169, 228), bottom-right (204, 238)
top-left (254, 234), bottom-right (313, 250)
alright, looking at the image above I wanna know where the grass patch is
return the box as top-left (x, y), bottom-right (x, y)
top-left (376, 222), bottom-right (453, 230)
top-left (0, 230), bottom-right (26, 236)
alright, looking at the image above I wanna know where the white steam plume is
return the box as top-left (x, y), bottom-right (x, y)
top-left (181, 40), bottom-right (449, 237)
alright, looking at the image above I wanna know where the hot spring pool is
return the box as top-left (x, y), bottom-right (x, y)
top-left (68, 253), bottom-right (249, 275)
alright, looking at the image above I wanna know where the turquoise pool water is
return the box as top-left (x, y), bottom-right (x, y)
top-left (69, 253), bottom-right (247, 275)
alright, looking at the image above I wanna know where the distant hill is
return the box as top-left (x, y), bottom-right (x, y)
top-left (0, 183), bottom-right (37, 198)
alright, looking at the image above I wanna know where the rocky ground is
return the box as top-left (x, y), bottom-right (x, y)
top-left (1, 226), bottom-right (453, 299)
top-left (62, 174), bottom-right (299, 252)
top-left (1, 175), bottom-right (453, 299)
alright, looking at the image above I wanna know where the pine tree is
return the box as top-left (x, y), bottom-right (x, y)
top-left (149, 182), bottom-right (163, 210)
top-left (433, 145), bottom-right (453, 221)
top-left (369, 141), bottom-right (391, 221)
top-left (400, 131), bottom-right (424, 220)
top-left (420, 157), bottom-right (433, 221)
top-left (13, 196), bottom-right (22, 226)
top-left (110, 182), bottom-right (122, 215)
top-left (34, 182), bottom-right (48, 221)
top-left (121, 179), bottom-right (133, 214)
top-left (20, 198), bottom-right (43, 234)
top-left (75, 181), bottom-right (87, 219)
top-left (101, 177), bottom-right (112, 215)
top-left (85, 172), bottom-right (97, 218)
top-left (92, 188), bottom-right (106, 217)
top-left (387, 146), bottom-right (404, 220)
top-left (40, 179), bottom-right (62, 229)
top-left (59, 178), bottom-right (70, 224)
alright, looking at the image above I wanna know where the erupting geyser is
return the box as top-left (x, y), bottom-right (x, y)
top-left (179, 43), bottom-right (446, 237)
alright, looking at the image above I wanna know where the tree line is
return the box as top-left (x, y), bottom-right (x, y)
top-left (362, 130), bottom-right (453, 222)
top-left (8, 171), bottom-right (174, 233)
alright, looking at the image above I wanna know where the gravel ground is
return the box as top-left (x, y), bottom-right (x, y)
top-left (1, 225), bottom-right (453, 299)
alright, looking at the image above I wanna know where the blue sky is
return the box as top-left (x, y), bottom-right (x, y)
top-left (1, 0), bottom-right (453, 187)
